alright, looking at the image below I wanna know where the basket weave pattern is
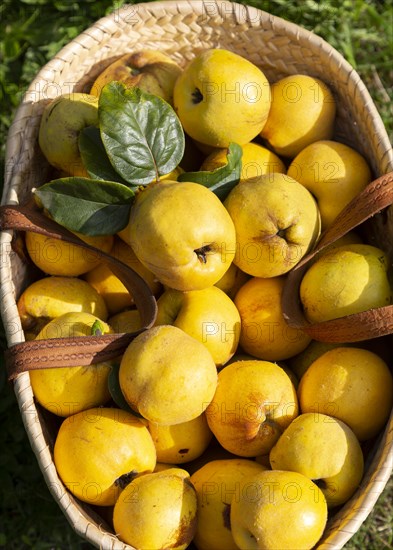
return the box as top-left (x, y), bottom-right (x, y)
top-left (1, 2), bottom-right (393, 549)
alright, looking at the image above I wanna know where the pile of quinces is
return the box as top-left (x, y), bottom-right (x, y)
top-left (18, 48), bottom-right (393, 550)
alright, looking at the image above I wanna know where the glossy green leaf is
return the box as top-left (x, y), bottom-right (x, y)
top-left (91, 319), bottom-right (105, 336)
top-left (178, 143), bottom-right (242, 200)
top-left (99, 82), bottom-right (185, 185)
top-left (34, 177), bottom-right (135, 236)
top-left (78, 126), bottom-right (129, 185)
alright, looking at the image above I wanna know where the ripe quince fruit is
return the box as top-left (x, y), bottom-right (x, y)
top-left (29, 312), bottom-right (112, 417)
top-left (17, 275), bottom-right (108, 336)
top-left (148, 413), bottom-right (212, 464)
top-left (173, 49), bottom-right (271, 148)
top-left (38, 92), bottom-right (98, 175)
top-left (298, 346), bottom-right (393, 441)
top-left (230, 470), bottom-right (328, 550)
top-left (224, 173), bottom-right (321, 278)
top-left (190, 458), bottom-right (267, 550)
top-left (113, 468), bottom-right (197, 550)
top-left (235, 276), bottom-right (312, 361)
top-left (206, 359), bottom-right (299, 456)
top-left (125, 180), bottom-right (236, 291)
top-left (300, 243), bottom-right (392, 323)
top-left (119, 325), bottom-right (218, 425)
top-left (260, 74), bottom-right (336, 158)
top-left (54, 406), bottom-right (156, 505)
top-left (154, 285), bottom-right (241, 367)
top-left (287, 140), bottom-right (371, 229)
top-left (90, 50), bottom-right (182, 105)
top-left (270, 412), bottom-right (364, 507)
top-left (25, 229), bottom-right (114, 277)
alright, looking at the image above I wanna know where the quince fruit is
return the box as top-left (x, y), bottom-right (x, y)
top-left (38, 92), bottom-right (98, 175)
top-left (173, 49), bottom-right (271, 147)
top-left (230, 470), bottom-right (327, 549)
top-left (108, 309), bottom-right (142, 333)
top-left (25, 230), bottom-right (114, 277)
top-left (224, 173), bottom-right (321, 277)
top-left (270, 412), bottom-right (364, 507)
top-left (190, 458), bottom-right (267, 550)
top-left (113, 468), bottom-right (197, 550)
top-left (234, 276), bottom-right (312, 361)
top-left (17, 275), bottom-right (108, 336)
top-left (90, 50), bottom-right (182, 105)
top-left (148, 413), bottom-right (213, 464)
top-left (29, 312), bottom-right (112, 417)
top-left (298, 346), bottom-right (393, 441)
top-left (119, 325), bottom-right (218, 425)
top-left (154, 285), bottom-right (241, 367)
top-left (206, 359), bottom-right (298, 456)
top-left (260, 74), bottom-right (336, 157)
top-left (300, 243), bottom-right (392, 323)
top-left (54, 406), bottom-right (156, 506)
top-left (287, 140), bottom-right (371, 229)
top-left (124, 180), bottom-right (236, 291)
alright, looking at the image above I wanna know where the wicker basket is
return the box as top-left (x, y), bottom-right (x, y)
top-left (1, 1), bottom-right (392, 549)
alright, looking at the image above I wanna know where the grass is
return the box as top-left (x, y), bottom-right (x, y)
top-left (0, 0), bottom-right (392, 548)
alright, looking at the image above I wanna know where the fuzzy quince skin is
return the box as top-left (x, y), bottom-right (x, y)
top-left (260, 74), bottom-right (336, 158)
top-left (173, 48), bottom-right (271, 148)
top-left (125, 180), bottom-right (237, 291)
top-left (54, 407), bottom-right (156, 506)
top-left (148, 413), bottom-right (212, 464)
top-left (300, 244), bottom-right (392, 323)
top-left (119, 325), bottom-right (218, 425)
top-left (38, 92), bottom-right (98, 175)
top-left (230, 470), bottom-right (328, 550)
top-left (154, 285), bottom-right (241, 367)
top-left (269, 413), bottom-right (364, 507)
top-left (113, 468), bottom-right (197, 550)
top-left (224, 173), bottom-right (321, 277)
top-left (287, 140), bottom-right (371, 229)
top-left (206, 360), bottom-right (299, 456)
top-left (25, 228), bottom-right (113, 277)
top-left (90, 50), bottom-right (182, 105)
top-left (17, 275), bottom-right (108, 336)
top-left (190, 459), bottom-right (267, 550)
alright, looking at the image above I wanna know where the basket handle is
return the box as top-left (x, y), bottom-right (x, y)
top-left (0, 202), bottom-right (158, 380)
top-left (281, 171), bottom-right (393, 342)
top-left (1, 172), bottom-right (393, 379)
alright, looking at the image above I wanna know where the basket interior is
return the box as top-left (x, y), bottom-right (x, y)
top-left (1, 2), bottom-right (393, 549)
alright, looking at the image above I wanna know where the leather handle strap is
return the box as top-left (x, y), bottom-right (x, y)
top-left (281, 171), bottom-right (393, 342)
top-left (2, 171), bottom-right (393, 378)
top-left (0, 202), bottom-right (158, 379)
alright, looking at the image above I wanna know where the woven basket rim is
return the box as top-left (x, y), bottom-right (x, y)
top-left (1, 2), bottom-right (392, 549)
top-left (3, 0), bottom-right (392, 205)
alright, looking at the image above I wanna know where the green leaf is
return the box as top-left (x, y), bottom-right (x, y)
top-left (178, 143), bottom-right (242, 200)
top-left (99, 82), bottom-right (185, 185)
top-left (108, 362), bottom-right (143, 417)
top-left (34, 177), bottom-right (136, 236)
top-left (91, 319), bottom-right (104, 336)
top-left (78, 126), bottom-right (129, 185)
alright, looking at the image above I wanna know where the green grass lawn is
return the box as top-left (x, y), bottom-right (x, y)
top-left (1, 0), bottom-right (392, 548)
